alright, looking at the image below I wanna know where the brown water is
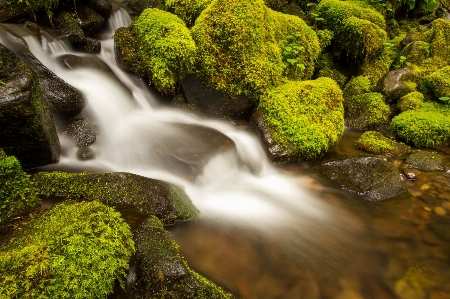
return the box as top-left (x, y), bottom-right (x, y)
top-left (168, 130), bottom-right (450, 299)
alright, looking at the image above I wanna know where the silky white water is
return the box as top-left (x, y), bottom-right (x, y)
top-left (3, 8), bottom-right (361, 257)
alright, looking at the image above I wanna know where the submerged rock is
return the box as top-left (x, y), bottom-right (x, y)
top-left (0, 43), bottom-right (60, 168)
top-left (181, 74), bottom-right (255, 120)
top-left (315, 155), bottom-right (406, 201)
top-left (129, 216), bottom-right (233, 299)
top-left (0, 25), bottom-right (85, 117)
top-left (405, 150), bottom-right (445, 171)
top-left (32, 171), bottom-right (199, 224)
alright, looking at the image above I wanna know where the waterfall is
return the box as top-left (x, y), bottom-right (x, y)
top-left (4, 8), bottom-right (361, 257)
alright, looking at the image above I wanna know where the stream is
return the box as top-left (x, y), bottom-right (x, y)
top-left (4, 7), bottom-right (450, 299)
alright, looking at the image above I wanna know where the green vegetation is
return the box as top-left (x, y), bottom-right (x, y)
top-left (315, 0), bottom-right (387, 60)
top-left (0, 150), bottom-right (40, 227)
top-left (422, 66), bottom-right (450, 100)
top-left (356, 131), bottom-right (411, 157)
top-left (114, 8), bottom-right (196, 94)
top-left (258, 77), bottom-right (344, 159)
top-left (32, 171), bottom-right (198, 223)
top-left (0, 201), bottom-right (134, 298)
top-left (343, 75), bottom-right (373, 100)
top-left (347, 92), bottom-right (390, 130)
top-left (390, 101), bottom-right (450, 147)
top-left (315, 52), bottom-right (347, 87)
top-left (397, 91), bottom-right (424, 111)
top-left (191, 0), bottom-right (319, 97)
top-left (164, 0), bottom-right (212, 26)
top-left (132, 216), bottom-right (232, 298)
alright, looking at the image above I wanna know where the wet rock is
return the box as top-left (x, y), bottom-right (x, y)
top-left (376, 67), bottom-right (414, 103)
top-left (0, 44), bottom-right (60, 168)
top-left (76, 37), bottom-right (101, 53)
top-left (402, 168), bottom-right (421, 180)
top-left (405, 151), bottom-right (445, 171)
top-left (84, 0), bottom-right (112, 19)
top-left (23, 21), bottom-right (40, 41)
top-left (52, 10), bottom-right (85, 45)
top-left (74, 1), bottom-right (105, 35)
top-left (76, 146), bottom-right (95, 160)
top-left (130, 216), bottom-right (232, 299)
top-left (122, 0), bottom-right (164, 19)
top-left (400, 32), bottom-right (414, 47)
top-left (60, 117), bottom-right (96, 147)
top-left (0, 25), bottom-right (85, 117)
top-left (0, 0), bottom-right (28, 22)
top-left (315, 155), bottom-right (406, 201)
top-left (32, 171), bottom-right (199, 224)
top-left (181, 74), bottom-right (255, 120)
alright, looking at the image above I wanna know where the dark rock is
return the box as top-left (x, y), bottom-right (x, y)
top-left (122, 0), bottom-right (164, 18)
top-left (129, 216), bottom-right (233, 299)
top-left (401, 41), bottom-right (431, 66)
top-left (52, 10), bottom-right (85, 45)
top-left (32, 171), bottom-right (199, 224)
top-left (315, 155), bottom-right (406, 201)
top-left (0, 44), bottom-right (60, 169)
top-left (59, 54), bottom-right (114, 74)
top-left (402, 168), bottom-right (421, 180)
top-left (61, 117), bottom-right (96, 147)
top-left (0, 25), bottom-right (85, 117)
top-left (376, 67), bottom-right (414, 103)
top-left (74, 1), bottom-right (105, 36)
top-left (0, 2), bottom-right (28, 22)
top-left (24, 22), bottom-right (41, 41)
top-left (76, 146), bottom-right (95, 160)
top-left (83, 0), bottom-right (113, 19)
top-left (400, 32), bottom-right (414, 47)
top-left (405, 150), bottom-right (445, 171)
top-left (75, 37), bottom-right (101, 53)
top-left (181, 75), bottom-right (255, 120)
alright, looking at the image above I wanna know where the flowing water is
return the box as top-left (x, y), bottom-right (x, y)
top-left (4, 8), bottom-right (450, 299)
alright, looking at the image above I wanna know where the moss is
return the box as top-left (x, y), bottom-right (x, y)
top-left (0, 201), bottom-right (134, 299)
top-left (257, 77), bottom-right (344, 159)
top-left (356, 131), bottom-right (411, 157)
top-left (315, 0), bottom-right (387, 60)
top-left (5, 0), bottom-right (60, 19)
top-left (398, 91), bottom-right (424, 111)
top-left (0, 151), bottom-right (40, 227)
top-left (343, 75), bottom-right (373, 100)
top-left (114, 8), bottom-right (196, 94)
top-left (399, 41), bottom-right (431, 66)
top-left (131, 216), bottom-right (232, 299)
top-left (390, 102), bottom-right (450, 147)
top-left (347, 92), bottom-right (390, 130)
top-left (32, 171), bottom-right (198, 224)
top-left (316, 29), bottom-right (334, 52)
top-left (264, 0), bottom-right (289, 10)
top-left (164, 0), bottom-right (212, 26)
top-left (315, 52), bottom-right (347, 88)
top-left (422, 66), bottom-right (450, 100)
top-left (405, 150), bottom-right (444, 171)
top-left (191, 0), bottom-right (320, 97)
top-left (427, 19), bottom-right (450, 63)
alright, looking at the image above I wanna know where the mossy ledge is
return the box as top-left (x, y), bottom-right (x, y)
top-left (356, 131), bottom-right (411, 157)
top-left (256, 77), bottom-right (344, 161)
top-left (0, 201), bottom-right (135, 298)
top-left (32, 171), bottom-right (199, 224)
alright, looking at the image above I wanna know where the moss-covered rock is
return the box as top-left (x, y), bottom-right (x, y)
top-left (397, 91), bottom-right (425, 112)
top-left (390, 101), bottom-right (450, 147)
top-left (343, 75), bottom-right (373, 100)
top-left (122, 0), bottom-right (164, 18)
top-left (129, 216), bottom-right (232, 299)
top-left (427, 19), bottom-right (450, 64)
top-left (164, 0), bottom-right (212, 26)
top-left (114, 8), bottom-right (196, 94)
top-left (346, 92), bottom-right (390, 130)
top-left (356, 131), bottom-right (411, 157)
top-left (32, 171), bottom-right (198, 224)
top-left (400, 41), bottom-right (431, 66)
top-left (0, 0), bottom-right (60, 21)
top-left (0, 150), bottom-right (40, 227)
top-left (315, 0), bottom-right (387, 60)
top-left (0, 201), bottom-right (134, 298)
top-left (315, 52), bottom-right (347, 88)
top-left (376, 67), bottom-right (416, 103)
top-left (405, 150), bottom-right (445, 171)
top-left (422, 66), bottom-right (450, 100)
top-left (191, 0), bottom-right (320, 97)
top-left (254, 77), bottom-right (344, 161)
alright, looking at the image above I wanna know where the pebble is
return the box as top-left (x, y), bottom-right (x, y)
top-left (409, 190), bottom-right (423, 197)
top-left (434, 207), bottom-right (447, 216)
top-left (421, 184), bottom-right (431, 191)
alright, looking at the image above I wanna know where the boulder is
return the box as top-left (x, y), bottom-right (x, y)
top-left (181, 75), bottom-right (255, 120)
top-left (74, 1), bottom-right (105, 35)
top-left (356, 131), bottom-right (411, 157)
top-left (0, 25), bottom-right (85, 117)
top-left (122, 0), bottom-right (164, 19)
top-left (315, 155), bottom-right (406, 201)
top-left (376, 67), bottom-right (415, 103)
top-left (129, 216), bottom-right (233, 299)
top-left (32, 171), bottom-right (199, 224)
top-left (346, 92), bottom-right (390, 130)
top-left (83, 0), bottom-right (113, 19)
top-left (60, 117), bottom-right (96, 147)
top-left (405, 150), bottom-right (445, 171)
top-left (0, 43), bottom-right (60, 168)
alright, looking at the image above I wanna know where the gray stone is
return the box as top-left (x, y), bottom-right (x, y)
top-left (376, 67), bottom-right (414, 103)
top-left (405, 150), bottom-right (445, 171)
top-left (61, 117), bottom-right (96, 147)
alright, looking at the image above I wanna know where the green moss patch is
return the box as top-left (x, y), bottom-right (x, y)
top-left (347, 92), bottom-right (390, 130)
top-left (0, 150), bottom-right (40, 227)
top-left (164, 0), bottom-right (212, 26)
top-left (0, 201), bottom-right (134, 298)
top-left (32, 171), bottom-right (198, 224)
top-left (397, 91), bottom-right (424, 112)
top-left (191, 0), bottom-right (319, 97)
top-left (390, 102), bottom-right (450, 147)
top-left (356, 131), bottom-right (411, 157)
top-left (422, 66), bottom-right (450, 100)
top-left (114, 8), bottom-right (196, 94)
top-left (257, 77), bottom-right (344, 160)
top-left (315, 0), bottom-right (387, 60)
